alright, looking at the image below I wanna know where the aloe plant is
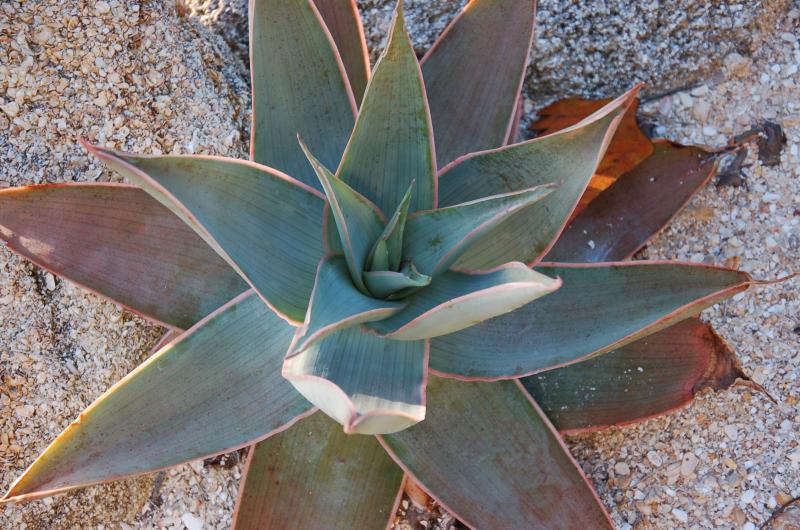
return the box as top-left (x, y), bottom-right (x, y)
top-left (0, 0), bottom-right (770, 527)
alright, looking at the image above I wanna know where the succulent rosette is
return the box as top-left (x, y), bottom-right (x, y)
top-left (0, 1), bottom-right (766, 528)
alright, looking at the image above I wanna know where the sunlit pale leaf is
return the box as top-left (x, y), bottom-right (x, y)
top-left (283, 327), bottom-right (427, 435)
top-left (367, 262), bottom-right (560, 340)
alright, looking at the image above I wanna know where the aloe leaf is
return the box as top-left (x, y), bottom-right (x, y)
top-left (336, 2), bottom-right (436, 214)
top-left (283, 327), bottom-right (427, 435)
top-left (366, 262), bottom-right (560, 340)
top-left (523, 318), bottom-right (750, 434)
top-left (1, 292), bottom-right (312, 503)
top-left (403, 184), bottom-right (556, 276)
top-left (0, 183), bottom-right (246, 330)
top-left (421, 0), bottom-right (536, 167)
top-left (84, 144), bottom-right (326, 324)
top-left (437, 87), bottom-right (638, 270)
top-left (545, 140), bottom-right (718, 262)
top-left (368, 181), bottom-right (414, 272)
top-left (364, 264), bottom-right (432, 300)
top-left (232, 412), bottom-right (402, 530)
top-left (250, 0), bottom-right (356, 190)
top-left (288, 256), bottom-right (404, 356)
top-left (313, 0), bottom-right (371, 104)
top-left (429, 262), bottom-right (752, 379)
top-left (299, 139), bottom-right (385, 292)
top-left (379, 377), bottom-right (614, 529)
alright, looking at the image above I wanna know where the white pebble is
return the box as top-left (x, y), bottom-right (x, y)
top-left (780, 419), bottom-right (792, 430)
top-left (647, 451), bottom-right (663, 467)
top-left (741, 489), bottom-right (756, 504)
top-left (724, 424), bottom-right (739, 440)
top-left (181, 513), bottom-right (203, 530)
top-left (671, 508), bottom-right (688, 523)
top-left (45, 273), bottom-right (56, 291)
top-left (614, 462), bottom-right (631, 476)
top-left (95, 1), bottom-right (111, 14)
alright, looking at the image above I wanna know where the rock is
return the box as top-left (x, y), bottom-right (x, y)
top-left (646, 451), bottom-right (663, 467)
top-left (615, 462), bottom-right (631, 476)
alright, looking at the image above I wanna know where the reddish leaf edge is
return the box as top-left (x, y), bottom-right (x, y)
top-left (375, 379), bottom-right (615, 530)
top-left (80, 140), bottom-right (320, 326)
top-left (545, 320), bottom-right (769, 436)
top-left (247, 0), bottom-right (359, 163)
top-left (430, 260), bottom-right (754, 382)
top-left (0, 290), bottom-right (316, 505)
top-left (282, 339), bottom-right (431, 435)
top-left (334, 1), bottom-right (439, 207)
top-left (420, 0), bottom-right (538, 153)
top-left (0, 182), bottom-right (203, 332)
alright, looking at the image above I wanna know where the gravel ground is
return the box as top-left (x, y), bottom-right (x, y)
top-left (2, 1), bottom-right (798, 529)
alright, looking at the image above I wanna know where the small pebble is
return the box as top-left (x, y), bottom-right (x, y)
top-left (672, 508), bottom-right (688, 523)
top-left (741, 490), bottom-right (756, 504)
top-left (614, 462), bottom-right (631, 476)
top-left (181, 513), bottom-right (203, 530)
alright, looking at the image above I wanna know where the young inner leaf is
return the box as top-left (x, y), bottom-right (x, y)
top-left (367, 180), bottom-right (415, 272)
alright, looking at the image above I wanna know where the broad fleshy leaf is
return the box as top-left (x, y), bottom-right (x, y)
top-left (283, 327), bottom-right (427, 435)
top-left (546, 140), bottom-right (718, 262)
top-left (531, 96), bottom-right (655, 215)
top-left (313, 0), bottom-right (371, 104)
top-left (300, 139), bottom-right (384, 292)
top-left (379, 377), bottom-right (613, 529)
top-left (368, 181), bottom-right (414, 272)
top-left (0, 184), bottom-right (246, 329)
top-left (233, 412), bottom-right (402, 530)
top-left (437, 87), bottom-right (638, 270)
top-left (250, 0), bottom-right (356, 189)
top-left (364, 263), bottom-right (432, 300)
top-left (403, 185), bottom-right (556, 276)
top-left (336, 4), bottom-right (436, 214)
top-left (429, 262), bottom-right (752, 380)
top-left (288, 256), bottom-right (404, 356)
top-left (367, 262), bottom-right (561, 340)
top-left (2, 292), bottom-right (312, 503)
top-left (523, 318), bottom-right (750, 434)
top-left (84, 144), bottom-right (326, 324)
top-left (422, 0), bottom-right (536, 167)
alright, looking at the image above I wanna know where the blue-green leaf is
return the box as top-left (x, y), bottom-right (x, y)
top-left (368, 181), bottom-right (414, 272)
top-left (364, 263), bottom-right (432, 299)
top-left (429, 262), bottom-right (752, 379)
top-left (84, 144), bottom-right (326, 324)
top-left (250, 0), bottom-right (356, 190)
top-left (288, 256), bottom-right (404, 356)
top-left (403, 185), bottom-right (556, 276)
top-left (283, 327), bottom-right (427, 435)
top-left (336, 3), bottom-right (436, 214)
top-left (367, 262), bottom-right (560, 340)
top-left (299, 139), bottom-right (385, 293)
top-left (2, 292), bottom-right (311, 503)
top-left (438, 88), bottom-right (638, 269)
